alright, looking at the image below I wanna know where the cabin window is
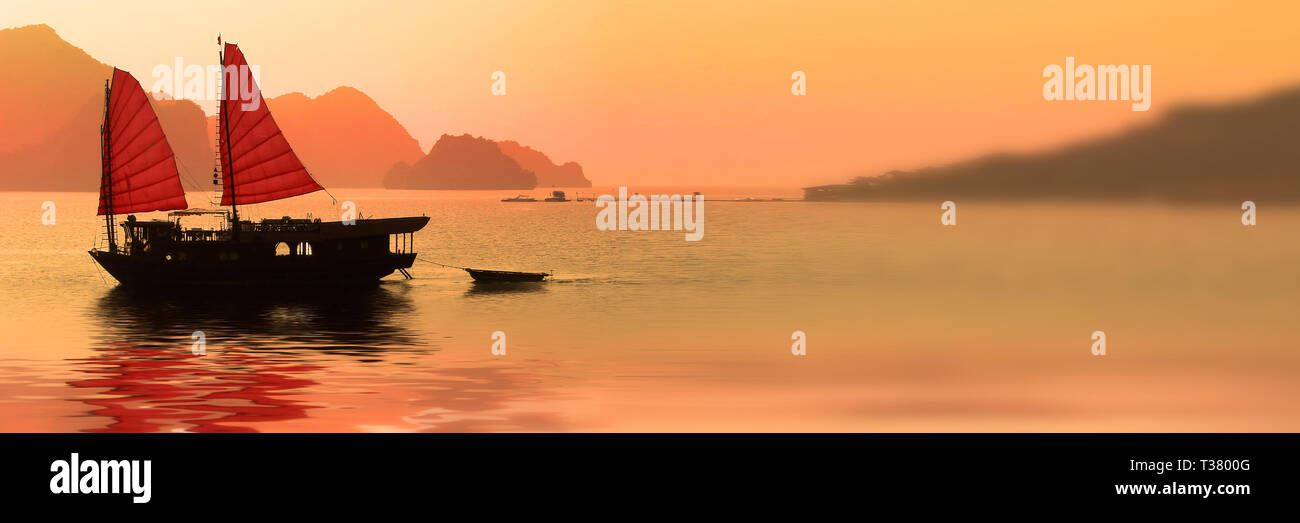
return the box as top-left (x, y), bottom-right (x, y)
top-left (297, 243), bottom-right (313, 256)
top-left (360, 241), bottom-right (369, 249)
top-left (275, 242), bottom-right (291, 256)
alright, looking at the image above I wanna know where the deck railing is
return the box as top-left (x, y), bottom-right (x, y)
top-left (239, 221), bottom-right (321, 233)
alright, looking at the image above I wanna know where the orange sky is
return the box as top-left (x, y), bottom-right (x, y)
top-left (4, 0), bottom-right (1300, 186)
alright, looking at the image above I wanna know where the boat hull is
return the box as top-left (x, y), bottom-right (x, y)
top-left (89, 216), bottom-right (430, 286)
top-left (90, 250), bottom-right (417, 286)
top-left (465, 268), bottom-right (549, 282)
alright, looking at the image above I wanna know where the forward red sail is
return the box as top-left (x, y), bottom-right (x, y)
top-left (97, 68), bottom-right (188, 215)
top-left (219, 43), bottom-right (323, 205)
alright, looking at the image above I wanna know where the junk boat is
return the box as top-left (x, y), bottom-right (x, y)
top-left (88, 42), bottom-right (429, 286)
top-left (543, 190), bottom-right (568, 202)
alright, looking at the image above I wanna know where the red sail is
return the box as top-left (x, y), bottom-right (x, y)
top-left (97, 68), bottom-right (188, 215)
top-left (219, 43), bottom-right (323, 205)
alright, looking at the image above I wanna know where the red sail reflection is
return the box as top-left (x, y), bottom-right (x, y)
top-left (69, 347), bottom-right (321, 433)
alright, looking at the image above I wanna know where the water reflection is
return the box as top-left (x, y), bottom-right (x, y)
top-left (91, 283), bottom-right (426, 354)
top-left (464, 281), bottom-right (549, 296)
top-left (69, 347), bottom-right (321, 433)
top-left (71, 284), bottom-right (429, 432)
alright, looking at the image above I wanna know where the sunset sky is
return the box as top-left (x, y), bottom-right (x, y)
top-left (4, 0), bottom-right (1299, 186)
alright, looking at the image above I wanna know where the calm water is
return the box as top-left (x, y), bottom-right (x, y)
top-left (1, 188), bottom-right (1298, 432)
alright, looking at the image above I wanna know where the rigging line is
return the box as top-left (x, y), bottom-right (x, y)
top-left (175, 158), bottom-right (208, 197)
top-left (321, 185), bottom-right (339, 206)
top-left (175, 153), bottom-right (223, 206)
top-left (89, 256), bottom-right (108, 285)
top-left (414, 257), bottom-right (467, 270)
top-left (182, 168), bottom-right (220, 207)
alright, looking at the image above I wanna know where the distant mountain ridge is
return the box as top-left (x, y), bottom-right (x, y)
top-left (1, 23), bottom-right (593, 192)
top-left (0, 24), bottom-right (107, 154)
top-left (0, 23), bottom-right (420, 193)
top-left (259, 87), bottom-right (425, 188)
top-left (154, 96), bottom-right (217, 190)
top-left (0, 24), bottom-right (212, 191)
top-left (496, 140), bottom-right (591, 187)
top-left (385, 134), bottom-right (537, 190)
top-left (812, 86), bottom-right (1300, 201)
top-left (205, 87), bottom-right (427, 188)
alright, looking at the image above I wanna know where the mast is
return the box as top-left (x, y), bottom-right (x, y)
top-left (220, 46), bottom-right (239, 240)
top-left (100, 75), bottom-right (116, 253)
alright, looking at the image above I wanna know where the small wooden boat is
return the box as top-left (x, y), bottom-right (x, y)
top-left (464, 268), bottom-right (551, 282)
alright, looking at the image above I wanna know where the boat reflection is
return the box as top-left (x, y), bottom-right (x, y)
top-left (91, 283), bottom-right (426, 354)
top-left (71, 284), bottom-right (429, 432)
top-left (464, 281), bottom-right (549, 296)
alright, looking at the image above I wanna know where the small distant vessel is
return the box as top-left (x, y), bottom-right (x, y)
top-left (543, 190), bottom-right (568, 202)
top-left (501, 194), bottom-right (537, 202)
top-left (464, 268), bottom-right (551, 282)
top-left (88, 41), bottom-right (428, 286)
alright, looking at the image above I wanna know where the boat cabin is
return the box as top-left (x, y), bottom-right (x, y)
top-left (119, 216), bottom-right (177, 257)
top-left (114, 211), bottom-right (420, 267)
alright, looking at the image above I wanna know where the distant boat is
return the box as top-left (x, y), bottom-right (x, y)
top-left (543, 190), bottom-right (568, 202)
top-left (501, 194), bottom-right (537, 202)
top-left (464, 268), bottom-right (551, 282)
top-left (88, 42), bottom-right (428, 286)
